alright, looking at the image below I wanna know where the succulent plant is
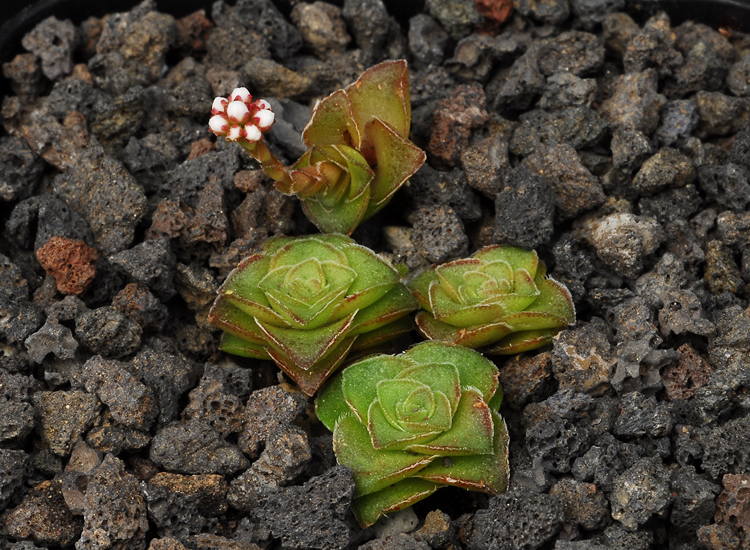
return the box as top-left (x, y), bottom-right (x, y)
top-left (408, 245), bottom-right (575, 354)
top-left (208, 60), bottom-right (426, 235)
top-left (207, 234), bottom-right (418, 395)
top-left (315, 341), bottom-right (509, 527)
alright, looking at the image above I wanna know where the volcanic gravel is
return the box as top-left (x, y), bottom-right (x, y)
top-left (1, 0), bottom-right (750, 548)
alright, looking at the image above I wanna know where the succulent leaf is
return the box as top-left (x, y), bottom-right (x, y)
top-left (346, 60), bottom-right (411, 146)
top-left (363, 118), bottom-right (426, 218)
top-left (208, 234), bottom-right (417, 395)
top-left (416, 412), bottom-right (510, 493)
top-left (302, 90), bottom-right (360, 148)
top-left (353, 478), bottom-right (439, 528)
top-left (333, 413), bottom-right (435, 496)
top-left (316, 341), bottom-right (509, 526)
top-left (409, 245), bottom-right (575, 354)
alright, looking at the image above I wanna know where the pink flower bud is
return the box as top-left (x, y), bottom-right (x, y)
top-left (211, 97), bottom-right (228, 114)
top-left (209, 114), bottom-right (229, 135)
top-left (244, 124), bottom-right (262, 142)
top-left (227, 100), bottom-right (250, 123)
top-left (254, 99), bottom-right (271, 111)
top-left (208, 87), bottom-right (274, 144)
top-left (254, 109), bottom-right (274, 130)
top-left (230, 87), bottom-right (251, 102)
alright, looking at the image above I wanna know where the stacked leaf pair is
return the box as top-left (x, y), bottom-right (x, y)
top-left (316, 341), bottom-right (509, 526)
top-left (207, 234), bottom-right (417, 396)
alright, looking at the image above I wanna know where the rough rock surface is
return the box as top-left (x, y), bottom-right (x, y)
top-left (1, 1), bottom-right (749, 548)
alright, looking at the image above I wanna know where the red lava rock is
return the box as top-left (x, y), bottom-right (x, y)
top-left (187, 137), bottom-right (215, 159)
top-left (176, 9), bottom-right (213, 52)
top-left (35, 236), bottom-right (98, 295)
top-left (715, 474), bottom-right (750, 545)
top-left (698, 523), bottom-right (743, 550)
top-left (428, 82), bottom-right (488, 167)
top-left (476, 0), bottom-right (513, 24)
top-left (147, 199), bottom-right (190, 240)
top-left (662, 343), bottom-right (713, 400)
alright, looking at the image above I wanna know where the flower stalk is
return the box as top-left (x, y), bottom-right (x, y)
top-left (208, 60), bottom-right (425, 235)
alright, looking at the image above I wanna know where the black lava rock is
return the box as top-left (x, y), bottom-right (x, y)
top-left (493, 164), bottom-right (555, 249)
top-left (252, 466), bottom-right (356, 550)
top-left (468, 489), bottom-right (563, 550)
top-left (75, 306), bottom-right (142, 358)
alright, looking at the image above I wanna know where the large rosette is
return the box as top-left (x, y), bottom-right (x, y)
top-left (316, 341), bottom-right (509, 526)
top-left (408, 245), bottom-right (575, 354)
top-left (208, 234), bottom-right (417, 395)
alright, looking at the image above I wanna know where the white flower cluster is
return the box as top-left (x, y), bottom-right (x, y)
top-left (208, 87), bottom-right (275, 143)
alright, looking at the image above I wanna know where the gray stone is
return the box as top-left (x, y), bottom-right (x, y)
top-left (408, 14), bottom-right (449, 67)
top-left (469, 489), bottom-right (563, 550)
top-left (150, 420), bottom-right (249, 475)
top-left (613, 392), bottom-right (672, 438)
top-left (493, 164), bottom-right (555, 249)
top-left (80, 356), bottom-right (158, 430)
top-left (24, 320), bottom-right (78, 364)
top-left (253, 466), bottom-right (355, 550)
top-left (424, 0), bottom-right (481, 40)
top-left (0, 136), bottom-right (43, 202)
top-left (75, 306), bottom-right (142, 359)
top-left (109, 239), bottom-right (176, 300)
top-left (409, 205), bottom-right (469, 264)
top-left (77, 454), bottom-right (148, 550)
top-left (610, 457), bottom-right (671, 529)
top-left (22, 16), bottom-right (77, 80)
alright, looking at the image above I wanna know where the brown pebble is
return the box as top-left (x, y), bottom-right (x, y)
top-left (35, 236), bottom-right (98, 295)
top-left (176, 9), bottom-right (213, 52)
top-left (662, 344), bottom-right (713, 400)
top-left (3, 478), bottom-right (82, 545)
top-left (187, 137), bottom-right (215, 159)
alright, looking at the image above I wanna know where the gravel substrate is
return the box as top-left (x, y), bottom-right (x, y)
top-left (1, 0), bottom-right (749, 548)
